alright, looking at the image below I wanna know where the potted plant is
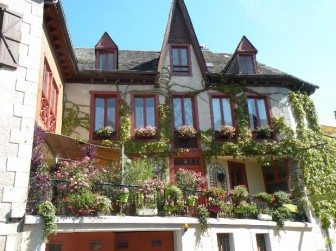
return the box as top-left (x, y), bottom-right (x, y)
top-left (233, 200), bottom-right (249, 214)
top-left (94, 125), bottom-right (114, 138)
top-left (175, 168), bottom-right (206, 202)
top-left (187, 195), bottom-right (198, 207)
top-left (164, 185), bottom-right (184, 214)
top-left (218, 125), bottom-right (236, 139)
top-left (220, 201), bottom-right (233, 215)
top-left (254, 192), bottom-right (274, 203)
top-left (177, 125), bottom-right (197, 138)
top-left (96, 195), bottom-right (112, 214)
top-left (257, 208), bottom-right (272, 221)
top-left (135, 125), bottom-right (157, 138)
top-left (230, 185), bottom-right (250, 216)
top-left (136, 178), bottom-right (164, 216)
top-left (120, 187), bottom-right (129, 203)
top-left (204, 188), bottom-right (226, 217)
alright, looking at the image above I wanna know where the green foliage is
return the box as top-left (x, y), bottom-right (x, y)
top-left (65, 191), bottom-right (99, 216)
top-left (271, 206), bottom-right (292, 229)
top-left (37, 201), bottom-right (57, 242)
top-left (62, 101), bottom-right (90, 136)
top-left (197, 205), bottom-right (209, 235)
top-left (123, 158), bottom-right (157, 186)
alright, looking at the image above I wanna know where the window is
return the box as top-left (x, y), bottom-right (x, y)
top-left (239, 55), bottom-right (255, 74)
top-left (228, 162), bottom-right (248, 189)
top-left (171, 45), bottom-right (191, 75)
top-left (173, 97), bottom-right (194, 129)
top-left (134, 96), bottom-right (156, 128)
top-left (93, 96), bottom-right (116, 131)
top-left (97, 51), bottom-right (116, 70)
top-left (217, 234), bottom-right (231, 251)
top-left (247, 97), bottom-right (269, 130)
top-left (48, 244), bottom-right (62, 251)
top-left (40, 60), bottom-right (58, 132)
top-left (256, 234), bottom-right (267, 251)
top-left (211, 97), bottom-right (233, 130)
top-left (263, 161), bottom-right (289, 194)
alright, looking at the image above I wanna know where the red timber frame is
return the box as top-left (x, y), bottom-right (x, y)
top-left (169, 44), bottom-right (192, 76)
top-left (130, 93), bottom-right (159, 140)
top-left (40, 59), bottom-right (58, 132)
top-left (89, 91), bottom-right (119, 141)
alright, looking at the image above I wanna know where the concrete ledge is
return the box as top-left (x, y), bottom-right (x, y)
top-left (25, 215), bottom-right (313, 231)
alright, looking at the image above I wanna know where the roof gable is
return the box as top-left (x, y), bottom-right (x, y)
top-left (158, 0), bottom-right (207, 75)
top-left (95, 32), bottom-right (118, 50)
top-left (236, 36), bottom-right (258, 53)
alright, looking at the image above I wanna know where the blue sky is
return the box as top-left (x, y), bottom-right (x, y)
top-left (62, 0), bottom-right (336, 126)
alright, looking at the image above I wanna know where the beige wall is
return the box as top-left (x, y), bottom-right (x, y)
top-left (35, 25), bottom-right (64, 134)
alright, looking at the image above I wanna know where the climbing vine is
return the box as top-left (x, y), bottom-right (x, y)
top-left (62, 101), bottom-right (90, 136)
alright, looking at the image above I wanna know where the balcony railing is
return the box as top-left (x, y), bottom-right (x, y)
top-left (26, 179), bottom-right (307, 223)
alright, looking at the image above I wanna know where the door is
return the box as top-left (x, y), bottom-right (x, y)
top-left (228, 161), bottom-right (248, 189)
top-left (115, 231), bottom-right (174, 251)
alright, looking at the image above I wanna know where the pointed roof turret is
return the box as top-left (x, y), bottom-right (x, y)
top-left (95, 32), bottom-right (118, 50)
top-left (158, 0), bottom-right (207, 75)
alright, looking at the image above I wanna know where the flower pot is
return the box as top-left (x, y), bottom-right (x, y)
top-left (120, 194), bottom-right (129, 203)
top-left (188, 198), bottom-right (196, 207)
top-left (136, 208), bottom-right (158, 216)
top-left (257, 213), bottom-right (272, 221)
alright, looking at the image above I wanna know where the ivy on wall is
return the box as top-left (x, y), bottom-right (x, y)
top-left (62, 101), bottom-right (90, 136)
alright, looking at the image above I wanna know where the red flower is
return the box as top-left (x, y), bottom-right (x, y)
top-left (68, 205), bottom-right (73, 209)
top-left (65, 197), bottom-right (69, 202)
top-left (87, 209), bottom-right (91, 214)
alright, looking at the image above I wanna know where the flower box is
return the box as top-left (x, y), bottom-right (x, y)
top-left (135, 126), bottom-right (157, 138)
top-left (176, 125), bottom-right (197, 139)
top-left (252, 127), bottom-right (274, 139)
top-left (136, 208), bottom-right (158, 216)
top-left (217, 125), bottom-right (236, 139)
top-left (257, 213), bottom-right (272, 221)
top-left (173, 132), bottom-right (198, 148)
top-left (93, 131), bottom-right (116, 140)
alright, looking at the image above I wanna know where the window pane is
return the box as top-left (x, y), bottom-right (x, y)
top-left (173, 98), bottom-right (182, 129)
top-left (146, 97), bottom-right (155, 127)
top-left (107, 98), bottom-right (116, 128)
top-left (184, 98), bottom-right (193, 127)
top-left (99, 54), bottom-right (106, 70)
top-left (239, 56), bottom-right (246, 74)
top-left (247, 98), bottom-right (258, 130)
top-left (180, 48), bottom-right (188, 66)
top-left (222, 98), bottom-right (233, 126)
top-left (212, 98), bottom-right (222, 130)
top-left (107, 53), bottom-right (114, 70)
top-left (172, 48), bottom-right (179, 65)
top-left (246, 56), bottom-right (254, 74)
top-left (135, 97), bottom-right (144, 128)
top-left (50, 84), bottom-right (56, 113)
top-left (263, 166), bottom-right (275, 182)
top-left (257, 99), bottom-right (268, 128)
top-left (95, 98), bottom-right (104, 130)
top-left (277, 164), bottom-right (288, 179)
top-left (42, 67), bottom-right (49, 95)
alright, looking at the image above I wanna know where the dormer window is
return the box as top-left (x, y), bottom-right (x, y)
top-left (238, 55), bottom-right (256, 74)
top-left (95, 32), bottom-right (118, 71)
top-left (97, 51), bottom-right (116, 70)
top-left (170, 45), bottom-right (191, 75)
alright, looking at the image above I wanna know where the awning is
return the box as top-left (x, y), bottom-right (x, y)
top-left (45, 133), bottom-right (121, 163)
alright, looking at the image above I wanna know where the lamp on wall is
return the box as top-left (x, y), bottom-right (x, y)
top-left (183, 223), bottom-right (189, 232)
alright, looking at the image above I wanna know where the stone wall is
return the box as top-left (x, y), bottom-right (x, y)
top-left (0, 0), bottom-right (43, 250)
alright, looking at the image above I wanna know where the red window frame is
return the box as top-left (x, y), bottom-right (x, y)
top-left (238, 54), bottom-right (256, 74)
top-left (247, 96), bottom-right (272, 130)
top-left (209, 94), bottom-right (235, 130)
top-left (96, 50), bottom-right (117, 70)
top-left (228, 161), bottom-right (249, 190)
top-left (131, 94), bottom-right (158, 129)
top-left (256, 234), bottom-right (267, 251)
top-left (170, 44), bottom-right (192, 76)
top-left (262, 161), bottom-right (289, 192)
top-left (40, 60), bottom-right (58, 132)
top-left (217, 233), bottom-right (231, 251)
top-left (172, 95), bottom-right (197, 130)
top-left (90, 91), bottom-right (119, 140)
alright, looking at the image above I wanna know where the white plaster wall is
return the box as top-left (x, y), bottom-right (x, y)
top-left (0, 1), bottom-right (44, 250)
top-left (24, 216), bottom-right (327, 251)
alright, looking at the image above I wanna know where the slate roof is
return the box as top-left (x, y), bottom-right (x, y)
top-left (74, 48), bottom-right (287, 75)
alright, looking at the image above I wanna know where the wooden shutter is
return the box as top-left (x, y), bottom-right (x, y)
top-left (0, 8), bottom-right (22, 68)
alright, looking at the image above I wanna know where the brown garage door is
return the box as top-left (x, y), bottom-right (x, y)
top-left (46, 231), bottom-right (174, 251)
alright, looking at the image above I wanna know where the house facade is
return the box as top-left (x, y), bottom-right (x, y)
top-left (1, 0), bottom-right (334, 251)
